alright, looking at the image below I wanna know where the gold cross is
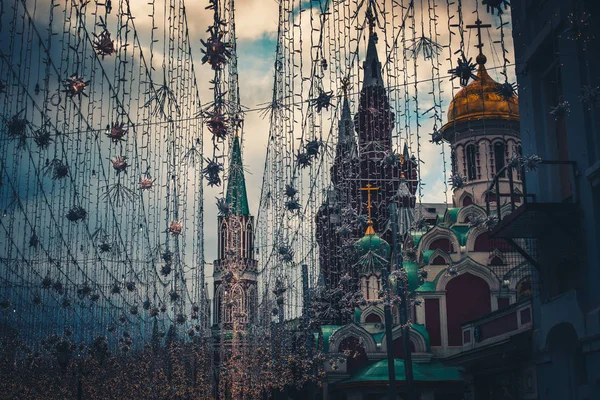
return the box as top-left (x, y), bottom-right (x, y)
top-left (361, 184), bottom-right (379, 220)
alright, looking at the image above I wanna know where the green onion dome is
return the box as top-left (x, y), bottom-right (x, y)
top-left (354, 220), bottom-right (391, 274)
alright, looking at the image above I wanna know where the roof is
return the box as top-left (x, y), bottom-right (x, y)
top-left (450, 225), bottom-right (470, 246)
top-left (343, 359), bottom-right (463, 383)
top-left (362, 32), bottom-right (384, 88)
top-left (402, 261), bottom-right (421, 292)
top-left (355, 225), bottom-right (391, 273)
top-left (320, 325), bottom-right (342, 352)
top-left (225, 135), bottom-right (250, 216)
top-left (415, 281), bottom-right (436, 293)
top-left (443, 54), bottom-right (519, 130)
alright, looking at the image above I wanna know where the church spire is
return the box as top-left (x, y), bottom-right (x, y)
top-left (225, 133), bottom-right (250, 216)
top-left (336, 83), bottom-right (357, 159)
top-left (362, 27), bottom-right (384, 89)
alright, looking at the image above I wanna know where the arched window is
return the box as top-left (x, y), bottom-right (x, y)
top-left (365, 313), bottom-right (382, 323)
top-left (485, 192), bottom-right (497, 203)
top-left (429, 238), bottom-right (453, 253)
top-left (339, 337), bottom-right (368, 374)
top-left (462, 195), bottom-right (473, 207)
top-left (494, 142), bottom-right (506, 177)
top-left (466, 144), bottom-right (477, 180)
top-left (432, 255), bottom-right (447, 265)
top-left (490, 256), bottom-right (504, 266)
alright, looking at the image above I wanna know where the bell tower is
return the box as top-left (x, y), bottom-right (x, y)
top-left (213, 134), bottom-right (258, 328)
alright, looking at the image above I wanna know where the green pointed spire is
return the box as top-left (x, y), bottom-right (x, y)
top-left (226, 134), bottom-right (250, 215)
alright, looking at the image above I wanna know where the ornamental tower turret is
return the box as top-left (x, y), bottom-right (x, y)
top-left (213, 134), bottom-right (258, 328)
top-left (442, 20), bottom-right (521, 208)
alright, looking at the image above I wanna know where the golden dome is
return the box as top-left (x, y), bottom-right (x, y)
top-left (444, 54), bottom-right (519, 128)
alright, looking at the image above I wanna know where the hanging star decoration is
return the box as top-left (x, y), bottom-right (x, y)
top-left (66, 206), bottom-right (87, 222)
top-left (139, 176), bottom-right (155, 190)
top-left (44, 159), bottom-right (69, 180)
top-left (449, 54), bottom-right (478, 87)
top-left (482, 0), bottom-right (510, 16)
top-left (285, 184), bottom-right (297, 198)
top-left (205, 109), bottom-right (229, 142)
top-left (580, 85), bottom-right (600, 109)
top-left (168, 221), bottom-right (183, 236)
top-left (111, 155), bottom-right (129, 174)
top-left (63, 74), bottom-right (89, 98)
top-left (550, 101), bottom-right (571, 120)
top-left (33, 125), bottom-right (53, 148)
top-left (469, 214), bottom-right (499, 230)
top-left (285, 198), bottom-right (302, 213)
top-left (203, 157), bottom-right (223, 186)
top-left (92, 29), bottom-right (116, 58)
top-left (106, 122), bottom-right (127, 143)
top-left (448, 173), bottom-right (466, 190)
top-left (201, 25), bottom-right (232, 70)
top-left (216, 197), bottom-right (231, 216)
top-left (406, 35), bottom-right (443, 59)
top-left (4, 112), bottom-right (29, 146)
top-left (310, 89), bottom-right (334, 112)
top-left (495, 81), bottom-right (518, 101)
top-left (296, 151), bottom-right (312, 169)
top-left (305, 138), bottom-right (323, 160)
top-left (278, 246), bottom-right (294, 263)
top-left (430, 129), bottom-right (444, 145)
top-left (564, 12), bottom-right (594, 42)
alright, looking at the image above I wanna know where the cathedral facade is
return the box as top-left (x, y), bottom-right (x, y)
top-left (314, 24), bottom-right (536, 400)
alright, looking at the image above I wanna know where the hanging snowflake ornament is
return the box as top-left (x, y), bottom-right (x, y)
top-left (449, 54), bottom-right (478, 87)
top-left (429, 129), bottom-right (444, 145)
top-left (482, 0), bottom-right (510, 16)
top-left (496, 81), bottom-right (518, 101)
top-left (139, 176), bottom-right (154, 190)
top-left (125, 281), bottom-right (136, 292)
top-left (175, 313), bottom-right (187, 324)
top-left (89, 293), bottom-right (100, 302)
top-left (580, 86), bottom-right (600, 109)
top-left (168, 221), bottom-right (183, 236)
top-left (150, 307), bottom-right (160, 317)
top-left (469, 214), bottom-right (498, 230)
top-left (564, 12), bottom-right (594, 42)
top-left (33, 295), bottom-right (42, 306)
top-left (200, 25), bottom-right (232, 70)
top-left (310, 89), bottom-right (334, 112)
top-left (296, 151), bottom-right (312, 169)
top-left (406, 35), bottom-right (443, 59)
top-left (507, 153), bottom-right (522, 170)
top-left (278, 246), bottom-right (294, 262)
top-left (106, 122), bottom-right (127, 143)
top-left (550, 101), bottom-right (571, 120)
top-left (111, 156), bottom-right (129, 174)
top-left (216, 197), bottom-right (231, 216)
top-left (53, 281), bottom-right (64, 294)
top-left (449, 173), bottom-right (466, 190)
top-left (130, 306), bottom-right (138, 315)
top-left (93, 29), bottom-right (116, 58)
top-left (205, 110), bottom-right (229, 142)
top-left (63, 74), bottom-right (89, 98)
top-left (285, 184), bottom-right (297, 198)
top-left (66, 206), bottom-right (87, 222)
top-left (203, 157), bottom-right (223, 186)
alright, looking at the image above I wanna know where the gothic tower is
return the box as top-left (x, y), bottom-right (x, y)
top-left (316, 25), bottom-right (419, 291)
top-left (213, 134), bottom-right (258, 329)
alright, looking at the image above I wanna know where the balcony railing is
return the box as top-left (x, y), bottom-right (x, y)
top-left (461, 300), bottom-right (533, 350)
